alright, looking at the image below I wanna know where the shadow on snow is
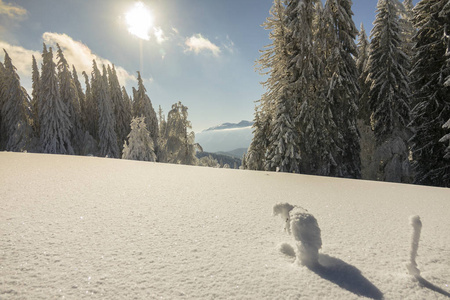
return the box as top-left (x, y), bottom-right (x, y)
top-left (308, 254), bottom-right (383, 300)
top-left (416, 275), bottom-right (450, 298)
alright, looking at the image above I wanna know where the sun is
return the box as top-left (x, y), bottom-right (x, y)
top-left (125, 2), bottom-right (153, 40)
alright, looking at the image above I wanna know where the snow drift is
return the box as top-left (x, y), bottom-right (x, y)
top-left (1, 152), bottom-right (449, 299)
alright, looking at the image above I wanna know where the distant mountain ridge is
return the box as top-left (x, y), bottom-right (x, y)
top-left (203, 120), bottom-right (254, 132)
top-left (195, 121), bottom-right (254, 153)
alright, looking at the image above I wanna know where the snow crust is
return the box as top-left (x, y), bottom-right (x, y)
top-left (1, 152), bottom-right (449, 299)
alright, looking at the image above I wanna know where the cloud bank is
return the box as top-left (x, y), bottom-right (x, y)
top-left (0, 0), bottom-right (27, 18)
top-left (42, 32), bottom-right (136, 86)
top-left (1, 32), bottom-right (138, 92)
top-left (185, 34), bottom-right (221, 57)
top-left (0, 41), bottom-right (40, 78)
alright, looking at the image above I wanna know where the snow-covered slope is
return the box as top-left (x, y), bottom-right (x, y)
top-left (1, 152), bottom-right (449, 299)
top-left (195, 121), bottom-right (253, 153)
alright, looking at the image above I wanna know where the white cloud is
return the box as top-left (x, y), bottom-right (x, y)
top-left (0, 0), bottom-right (27, 18)
top-left (153, 27), bottom-right (166, 44)
top-left (184, 34), bottom-right (221, 57)
top-left (42, 32), bottom-right (136, 86)
top-left (0, 41), bottom-right (40, 78)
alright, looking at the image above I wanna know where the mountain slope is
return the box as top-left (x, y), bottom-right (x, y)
top-left (1, 152), bottom-right (449, 299)
top-left (195, 121), bottom-right (253, 153)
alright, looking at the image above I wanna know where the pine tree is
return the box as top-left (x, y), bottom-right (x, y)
top-left (165, 101), bottom-right (197, 165)
top-left (265, 87), bottom-right (301, 172)
top-left (72, 65), bottom-right (85, 130)
top-left (133, 71), bottom-right (158, 157)
top-left (92, 61), bottom-right (119, 158)
top-left (122, 116), bottom-right (156, 162)
top-left (56, 44), bottom-right (83, 154)
top-left (357, 23), bottom-right (371, 124)
top-left (0, 61), bottom-right (6, 149)
top-left (157, 105), bottom-right (168, 163)
top-left (321, 0), bottom-right (361, 178)
top-left (246, 108), bottom-right (270, 170)
top-left (108, 65), bottom-right (131, 153)
top-left (367, 0), bottom-right (412, 183)
top-left (82, 70), bottom-right (98, 140)
top-left (409, 0), bottom-right (450, 187)
top-left (31, 55), bottom-right (40, 137)
top-left (122, 86), bottom-right (132, 119)
top-left (1, 50), bottom-right (33, 152)
top-left (400, 0), bottom-right (416, 59)
top-left (441, 2), bottom-right (450, 162)
top-left (286, 0), bottom-right (322, 174)
top-left (39, 45), bottom-right (73, 154)
top-left (253, 0), bottom-right (292, 171)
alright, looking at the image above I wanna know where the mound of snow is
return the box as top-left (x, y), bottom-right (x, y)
top-left (1, 152), bottom-right (450, 299)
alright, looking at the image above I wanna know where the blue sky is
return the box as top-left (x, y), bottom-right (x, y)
top-left (1, 0), bottom-right (418, 132)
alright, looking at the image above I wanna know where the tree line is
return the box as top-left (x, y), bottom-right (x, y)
top-left (243, 0), bottom-right (449, 188)
top-left (0, 43), bottom-right (209, 166)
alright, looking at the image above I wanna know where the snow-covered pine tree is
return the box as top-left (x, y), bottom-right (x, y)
top-left (265, 87), bottom-right (301, 173)
top-left (367, 0), bottom-right (412, 183)
top-left (122, 116), bottom-right (156, 162)
top-left (409, 0), bottom-right (450, 187)
top-left (72, 65), bottom-right (85, 129)
top-left (321, 0), bottom-right (361, 178)
top-left (92, 62), bottom-right (119, 158)
top-left (357, 23), bottom-right (371, 125)
top-left (122, 86), bottom-right (132, 119)
top-left (82, 70), bottom-right (98, 140)
top-left (284, 0), bottom-right (322, 174)
top-left (157, 105), bottom-right (168, 163)
top-left (31, 55), bottom-right (40, 137)
top-left (0, 61), bottom-right (4, 149)
top-left (39, 45), bottom-right (74, 154)
top-left (440, 2), bottom-right (450, 163)
top-left (246, 108), bottom-right (270, 171)
top-left (132, 72), bottom-right (159, 157)
top-left (356, 23), bottom-right (377, 180)
top-left (400, 0), bottom-right (416, 59)
top-left (1, 50), bottom-right (33, 152)
top-left (165, 101), bottom-right (197, 165)
top-left (56, 44), bottom-right (83, 154)
top-left (107, 65), bottom-right (131, 154)
top-left (253, 0), bottom-right (290, 171)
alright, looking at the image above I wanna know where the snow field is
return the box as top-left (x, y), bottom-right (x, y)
top-left (1, 152), bottom-right (449, 299)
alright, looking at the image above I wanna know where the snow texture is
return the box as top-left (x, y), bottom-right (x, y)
top-left (406, 215), bottom-right (422, 277)
top-left (1, 152), bottom-right (450, 299)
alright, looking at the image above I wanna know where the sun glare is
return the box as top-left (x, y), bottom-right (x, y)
top-left (125, 2), bottom-right (153, 40)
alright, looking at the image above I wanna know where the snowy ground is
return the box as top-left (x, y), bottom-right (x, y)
top-left (1, 152), bottom-right (449, 299)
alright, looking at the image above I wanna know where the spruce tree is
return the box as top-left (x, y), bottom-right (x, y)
top-left (409, 0), bottom-right (450, 187)
top-left (122, 116), bottom-right (156, 162)
top-left (133, 71), bottom-right (158, 156)
top-left (321, 0), bottom-right (361, 178)
top-left (39, 45), bottom-right (73, 154)
top-left (265, 87), bottom-right (300, 172)
top-left (246, 108), bottom-right (270, 171)
top-left (108, 65), bottom-right (131, 153)
top-left (356, 24), bottom-right (371, 124)
top-left (253, 0), bottom-right (289, 171)
top-left (82, 71), bottom-right (98, 140)
top-left (165, 101), bottom-right (197, 165)
top-left (1, 50), bottom-right (33, 152)
top-left (0, 61), bottom-right (6, 149)
top-left (56, 44), bottom-right (83, 154)
top-left (285, 0), bottom-right (322, 174)
top-left (72, 65), bottom-right (85, 130)
top-left (157, 105), bottom-right (168, 163)
top-left (92, 61), bottom-right (119, 158)
top-left (367, 0), bottom-right (412, 182)
top-left (31, 55), bottom-right (40, 137)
